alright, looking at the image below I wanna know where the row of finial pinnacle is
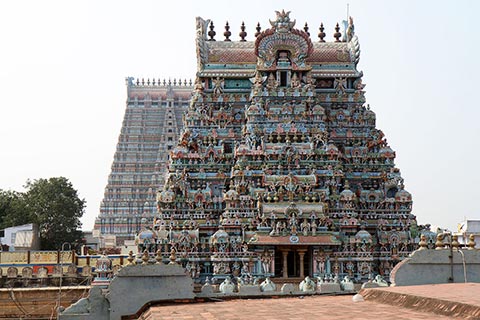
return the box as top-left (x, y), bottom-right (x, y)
top-left (129, 78), bottom-right (193, 87)
top-left (207, 21), bottom-right (344, 42)
top-left (418, 233), bottom-right (477, 250)
top-left (127, 249), bottom-right (178, 265)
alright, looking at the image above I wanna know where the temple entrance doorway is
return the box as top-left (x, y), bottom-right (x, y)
top-left (274, 246), bottom-right (311, 278)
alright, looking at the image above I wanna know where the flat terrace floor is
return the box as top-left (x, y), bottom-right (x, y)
top-left (140, 295), bottom-right (459, 320)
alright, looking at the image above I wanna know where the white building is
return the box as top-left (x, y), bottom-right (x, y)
top-left (455, 219), bottom-right (480, 248)
top-left (0, 223), bottom-right (40, 251)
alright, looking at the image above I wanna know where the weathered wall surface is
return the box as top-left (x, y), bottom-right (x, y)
top-left (60, 264), bottom-right (195, 320)
top-left (390, 248), bottom-right (480, 286)
top-left (107, 264), bottom-right (194, 320)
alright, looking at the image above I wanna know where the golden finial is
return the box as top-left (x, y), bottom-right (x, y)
top-left (435, 233), bottom-right (445, 250)
top-left (169, 248), bottom-right (177, 265)
top-left (155, 249), bottom-right (163, 264)
top-left (127, 250), bottom-right (136, 265)
top-left (142, 250), bottom-right (150, 264)
top-left (418, 234), bottom-right (427, 250)
top-left (451, 234), bottom-right (459, 250)
top-left (467, 234), bottom-right (476, 250)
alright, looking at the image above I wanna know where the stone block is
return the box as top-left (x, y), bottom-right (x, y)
top-left (281, 283), bottom-right (295, 294)
top-left (201, 283), bottom-right (214, 295)
top-left (239, 284), bottom-right (261, 295)
top-left (361, 282), bottom-right (379, 289)
top-left (317, 282), bottom-right (341, 293)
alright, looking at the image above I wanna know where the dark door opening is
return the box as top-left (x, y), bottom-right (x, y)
top-left (280, 71), bottom-right (287, 87)
top-left (287, 250), bottom-right (298, 277)
top-left (274, 250), bottom-right (283, 277)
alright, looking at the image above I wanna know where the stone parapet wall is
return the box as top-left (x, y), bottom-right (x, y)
top-left (59, 263), bottom-right (356, 320)
top-left (0, 251), bottom-right (74, 265)
top-left (0, 252), bottom-right (131, 288)
top-left (390, 247), bottom-right (480, 286)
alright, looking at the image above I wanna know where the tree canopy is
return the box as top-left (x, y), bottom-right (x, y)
top-left (0, 177), bottom-right (85, 250)
top-left (0, 190), bottom-right (30, 228)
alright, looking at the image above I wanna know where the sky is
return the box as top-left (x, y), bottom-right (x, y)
top-left (0, 0), bottom-right (478, 232)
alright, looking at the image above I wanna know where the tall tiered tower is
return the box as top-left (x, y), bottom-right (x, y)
top-left (95, 78), bottom-right (192, 245)
top-left (147, 11), bottom-right (418, 281)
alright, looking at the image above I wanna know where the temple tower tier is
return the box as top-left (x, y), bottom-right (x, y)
top-left (150, 11), bottom-right (417, 282)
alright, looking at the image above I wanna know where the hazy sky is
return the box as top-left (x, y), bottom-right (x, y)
top-left (1, 0), bottom-right (478, 232)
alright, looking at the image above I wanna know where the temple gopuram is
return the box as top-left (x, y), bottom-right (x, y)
top-left (145, 11), bottom-right (419, 282)
top-left (95, 79), bottom-right (192, 245)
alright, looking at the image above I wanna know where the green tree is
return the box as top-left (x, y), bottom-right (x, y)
top-left (0, 190), bottom-right (32, 229)
top-left (23, 177), bottom-right (85, 250)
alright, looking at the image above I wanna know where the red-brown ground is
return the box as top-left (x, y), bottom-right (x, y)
top-left (140, 294), bottom-right (460, 320)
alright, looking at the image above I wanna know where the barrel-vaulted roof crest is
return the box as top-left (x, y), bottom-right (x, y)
top-left (269, 10), bottom-right (296, 33)
top-left (256, 10), bottom-right (313, 69)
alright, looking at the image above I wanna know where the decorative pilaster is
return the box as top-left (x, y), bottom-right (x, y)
top-left (282, 250), bottom-right (289, 278)
top-left (298, 249), bottom-right (307, 279)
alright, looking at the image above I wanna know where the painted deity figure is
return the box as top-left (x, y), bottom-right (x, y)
top-left (275, 221), bottom-right (283, 235)
top-left (194, 77), bottom-right (204, 93)
top-left (261, 252), bottom-right (272, 274)
top-left (289, 213), bottom-right (298, 234)
top-left (311, 219), bottom-right (317, 236)
top-left (317, 254), bottom-right (326, 274)
top-left (212, 77), bottom-right (224, 96)
top-left (232, 261), bottom-right (241, 277)
top-left (266, 73), bottom-right (278, 91)
top-left (345, 261), bottom-right (355, 276)
top-left (301, 218), bottom-right (310, 236)
top-left (251, 71), bottom-right (265, 96)
top-left (213, 262), bottom-right (230, 275)
top-left (290, 72), bottom-right (301, 88)
top-left (304, 73), bottom-right (316, 91)
top-left (334, 77), bottom-right (347, 93)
